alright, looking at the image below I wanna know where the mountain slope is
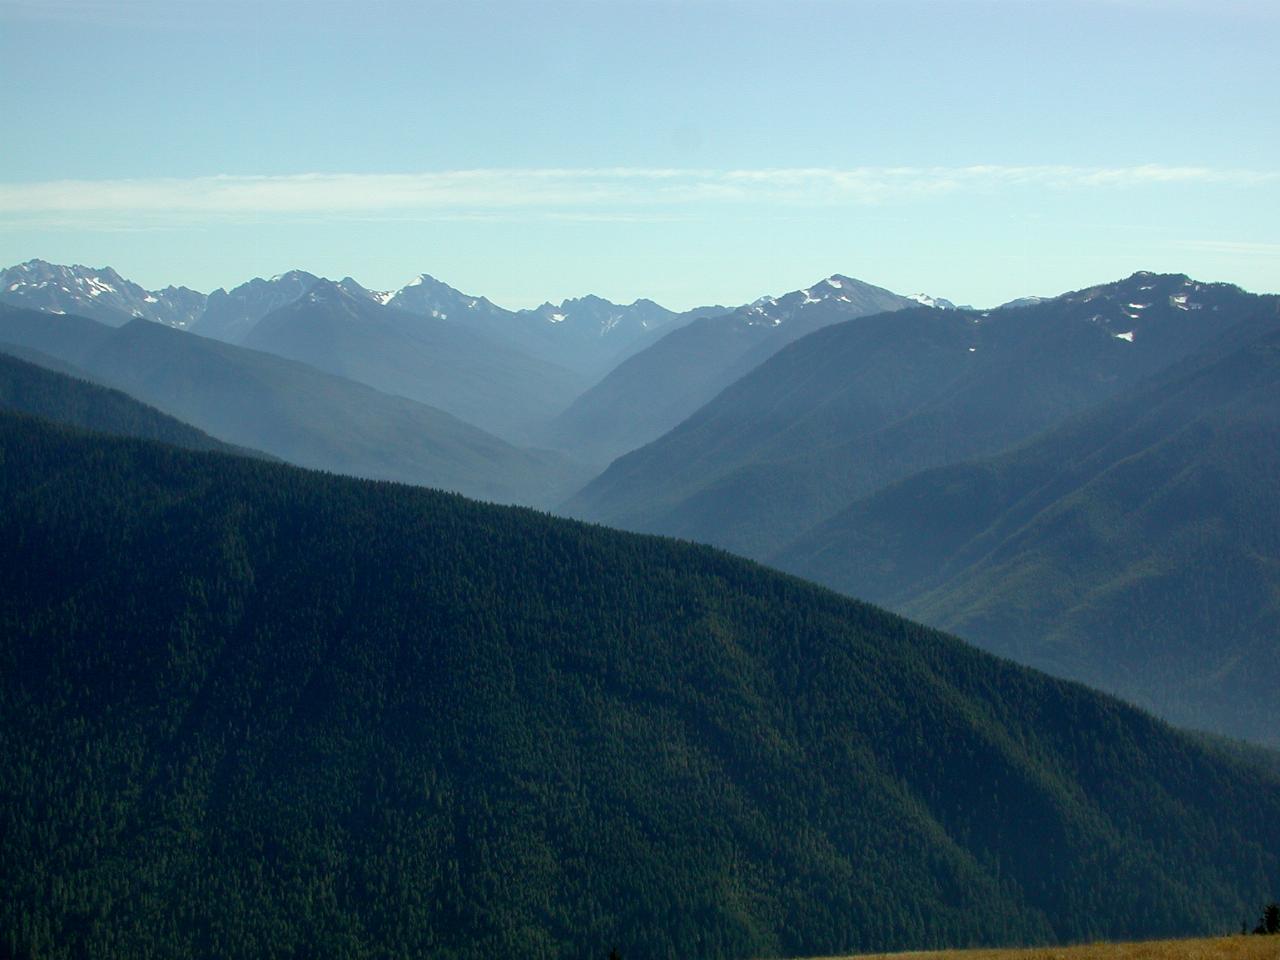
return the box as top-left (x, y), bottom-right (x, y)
top-left (1, 258), bottom-right (206, 328)
top-left (242, 279), bottom-right (588, 442)
top-left (189, 270), bottom-right (320, 343)
top-left (545, 274), bottom-right (916, 466)
top-left (514, 293), bottom-right (711, 376)
top-left (0, 303), bottom-right (586, 507)
top-left (388, 273), bottom-right (710, 379)
top-left (0, 349), bottom-right (251, 455)
top-left (568, 273), bottom-right (1272, 558)
top-left (1, 413), bottom-right (1278, 960)
top-left (775, 314), bottom-right (1280, 745)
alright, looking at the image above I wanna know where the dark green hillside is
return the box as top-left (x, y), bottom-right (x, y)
top-left (0, 302), bottom-right (587, 508)
top-left (776, 320), bottom-right (1280, 746)
top-left (3, 414), bottom-right (1279, 960)
top-left (0, 349), bottom-right (253, 455)
top-left (568, 274), bottom-right (1271, 558)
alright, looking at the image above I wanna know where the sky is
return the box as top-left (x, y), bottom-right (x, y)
top-left (1, 0), bottom-right (1276, 310)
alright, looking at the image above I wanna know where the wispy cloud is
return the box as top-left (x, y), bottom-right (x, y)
top-left (0, 165), bottom-right (1274, 227)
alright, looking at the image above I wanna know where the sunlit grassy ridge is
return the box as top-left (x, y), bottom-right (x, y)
top-left (815, 935), bottom-right (1280, 960)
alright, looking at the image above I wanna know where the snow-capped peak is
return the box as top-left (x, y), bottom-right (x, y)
top-left (0, 258), bottom-right (207, 329)
top-left (906, 292), bottom-right (961, 310)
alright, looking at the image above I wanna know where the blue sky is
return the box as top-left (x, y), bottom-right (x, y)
top-left (1, 0), bottom-right (1276, 309)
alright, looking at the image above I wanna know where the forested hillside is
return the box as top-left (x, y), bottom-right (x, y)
top-left (3, 413), bottom-right (1279, 960)
top-left (775, 316), bottom-right (1280, 745)
top-left (0, 350), bottom-right (254, 456)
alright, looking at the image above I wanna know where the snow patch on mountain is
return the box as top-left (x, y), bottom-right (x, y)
top-left (908, 293), bottom-right (959, 310)
top-left (0, 259), bottom-right (206, 329)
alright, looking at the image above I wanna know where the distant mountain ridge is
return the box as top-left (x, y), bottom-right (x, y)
top-left (241, 279), bottom-right (588, 442)
top-left (908, 293), bottom-right (962, 309)
top-left (389, 272), bottom-right (722, 377)
top-left (1, 258), bottom-right (945, 462)
top-left (566, 273), bottom-right (1271, 558)
top-left (0, 302), bottom-right (587, 508)
top-left (0, 259), bottom-right (206, 329)
top-left (191, 269), bottom-right (320, 343)
top-left (543, 273), bottom-right (918, 466)
top-left (2, 260), bottom-right (731, 382)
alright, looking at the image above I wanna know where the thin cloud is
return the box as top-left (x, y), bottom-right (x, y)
top-left (0, 166), bottom-right (1273, 226)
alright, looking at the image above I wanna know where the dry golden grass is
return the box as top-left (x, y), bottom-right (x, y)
top-left (807, 935), bottom-right (1280, 960)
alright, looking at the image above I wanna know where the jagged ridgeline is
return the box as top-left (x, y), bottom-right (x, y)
top-left (2, 413), bottom-right (1279, 960)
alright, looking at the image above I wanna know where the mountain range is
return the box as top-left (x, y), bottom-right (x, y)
top-left (6, 257), bottom-right (1280, 752)
top-left (0, 303), bottom-right (586, 508)
top-left (775, 303), bottom-right (1280, 745)
top-left (388, 272), bottom-right (721, 378)
top-left (558, 272), bottom-right (1280, 746)
top-left (1, 259), bottom-right (719, 383)
top-left (3, 409), bottom-right (1278, 959)
top-left (0, 259), bottom-right (207, 328)
top-left (543, 274), bottom-right (918, 466)
top-left (190, 269), bottom-right (322, 343)
top-left (240, 279), bottom-right (587, 442)
top-left (567, 273), bottom-right (1272, 557)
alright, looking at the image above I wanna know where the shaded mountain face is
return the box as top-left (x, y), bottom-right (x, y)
top-left (242, 279), bottom-right (588, 443)
top-left (545, 274), bottom-right (916, 467)
top-left (190, 269), bottom-right (320, 343)
top-left (0, 258), bottom-right (206, 328)
top-left (3, 413), bottom-right (1279, 960)
top-left (566, 273), bottom-right (1271, 559)
top-left (775, 312), bottom-right (1280, 746)
top-left (0, 303), bottom-right (587, 508)
top-left (0, 349), bottom-right (252, 456)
